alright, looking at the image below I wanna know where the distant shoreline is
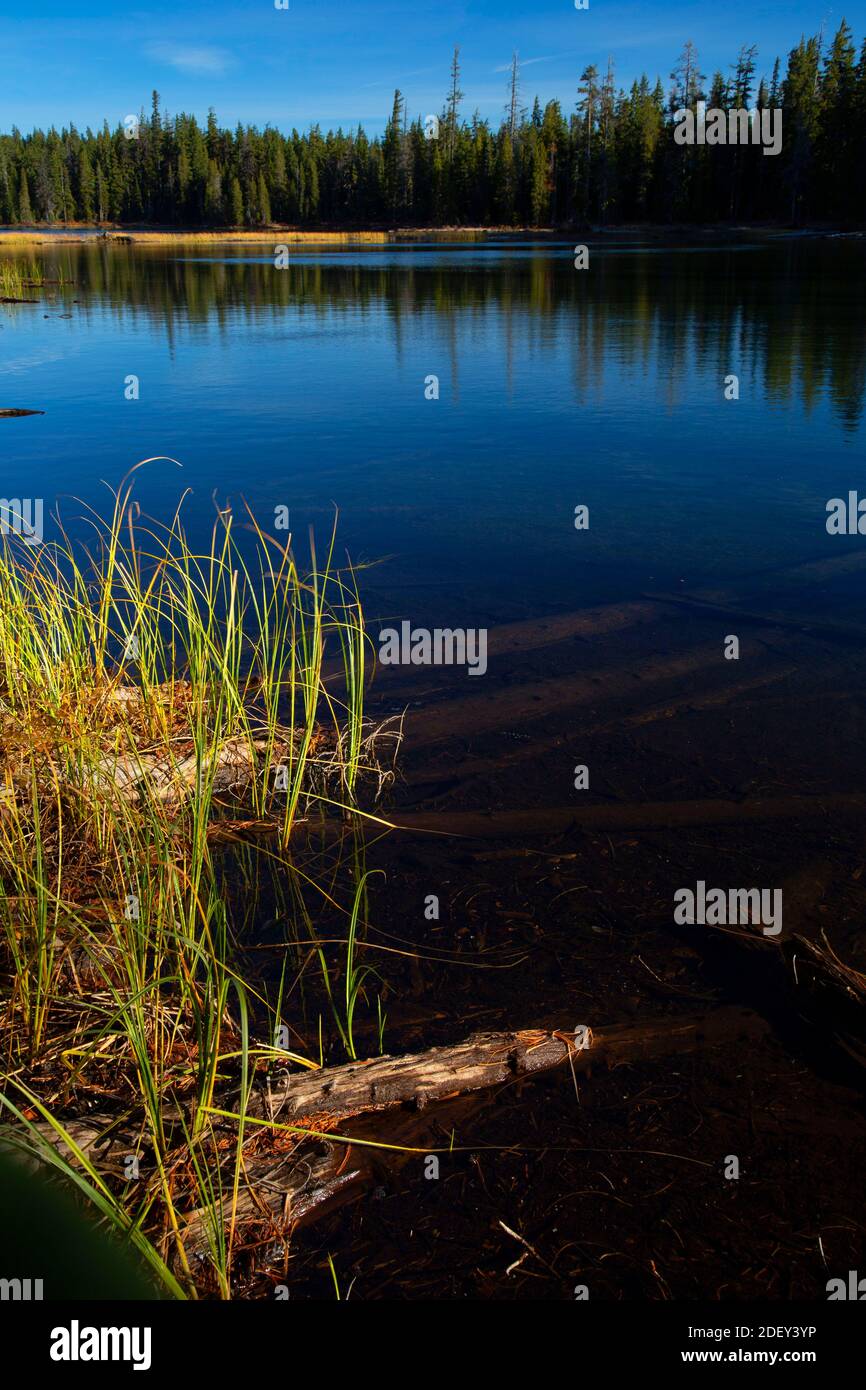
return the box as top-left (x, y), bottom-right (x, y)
top-left (0, 223), bottom-right (860, 246)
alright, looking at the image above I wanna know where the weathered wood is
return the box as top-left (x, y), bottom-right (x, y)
top-left (0, 1114), bottom-right (145, 1175)
top-left (67, 684), bottom-right (399, 810)
top-left (175, 1006), bottom-right (768, 1259)
top-left (254, 1027), bottom-right (578, 1123)
top-left (8, 1005), bottom-right (768, 1266)
top-left (250, 1006), bottom-right (766, 1123)
top-left (90, 734), bottom-right (292, 809)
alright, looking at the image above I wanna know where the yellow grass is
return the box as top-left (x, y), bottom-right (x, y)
top-left (0, 227), bottom-right (529, 246)
top-left (0, 229), bottom-right (392, 245)
top-left (120, 230), bottom-right (392, 244)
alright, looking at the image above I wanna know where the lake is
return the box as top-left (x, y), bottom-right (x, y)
top-left (4, 233), bottom-right (866, 1300)
top-left (3, 236), bottom-right (865, 633)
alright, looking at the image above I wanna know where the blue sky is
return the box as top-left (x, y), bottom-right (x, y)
top-left (1, 1), bottom-right (862, 136)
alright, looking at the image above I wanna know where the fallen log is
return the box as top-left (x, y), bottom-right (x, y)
top-left (6, 1028), bottom-right (588, 1172)
top-left (361, 601), bottom-right (667, 693)
top-left (7, 1006), bottom-right (768, 1264)
top-left (178, 1005), bottom-right (768, 1258)
top-left (249, 1005), bottom-right (766, 1122)
top-left (90, 734), bottom-right (295, 809)
top-left (0, 1113), bottom-right (147, 1177)
top-left (403, 665), bottom-right (800, 789)
top-left (253, 1024), bottom-right (582, 1123)
top-left (37, 691), bottom-right (400, 812)
top-left (401, 633), bottom-right (792, 749)
top-left (91, 728), bottom-right (399, 812)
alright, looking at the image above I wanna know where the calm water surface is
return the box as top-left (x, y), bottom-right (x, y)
top-left (2, 239), bottom-right (864, 629)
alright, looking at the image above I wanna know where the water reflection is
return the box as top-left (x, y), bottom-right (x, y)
top-left (4, 240), bottom-right (864, 429)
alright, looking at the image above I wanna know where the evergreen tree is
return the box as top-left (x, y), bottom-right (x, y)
top-left (783, 36), bottom-right (822, 221)
top-left (505, 53), bottom-right (522, 139)
top-left (1, 30), bottom-right (864, 231)
top-left (18, 167), bottom-right (33, 223)
top-left (670, 40), bottom-right (705, 111)
top-left (817, 21), bottom-right (857, 216)
top-left (445, 46), bottom-right (464, 161)
top-left (229, 175), bottom-right (244, 227)
top-left (576, 64), bottom-right (600, 218)
top-left (77, 147), bottom-right (95, 221)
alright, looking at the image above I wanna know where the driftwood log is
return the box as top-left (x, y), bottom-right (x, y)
top-left (71, 688), bottom-right (400, 811)
top-left (246, 1007), bottom-right (765, 1124)
top-left (252, 1024), bottom-right (585, 1124)
top-left (4, 1006), bottom-right (768, 1262)
top-left (178, 1005), bottom-right (768, 1257)
top-left (90, 734), bottom-right (291, 810)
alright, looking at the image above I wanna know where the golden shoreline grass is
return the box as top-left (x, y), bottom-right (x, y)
top-left (0, 229), bottom-right (389, 246)
top-left (0, 226), bottom-right (535, 246)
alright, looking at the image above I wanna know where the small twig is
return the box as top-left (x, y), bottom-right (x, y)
top-left (498, 1220), bottom-right (558, 1278)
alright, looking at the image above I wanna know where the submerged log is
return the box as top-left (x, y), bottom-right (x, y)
top-left (485, 601), bottom-right (664, 656)
top-left (755, 550), bottom-right (866, 590)
top-left (249, 1006), bottom-right (766, 1122)
top-left (178, 1006), bottom-right (768, 1257)
top-left (383, 793), bottom-right (866, 840)
top-left (404, 665), bottom-right (800, 789)
top-left (8, 1005), bottom-right (768, 1265)
top-left (403, 634), bottom-right (786, 748)
top-left (364, 601), bottom-right (667, 691)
